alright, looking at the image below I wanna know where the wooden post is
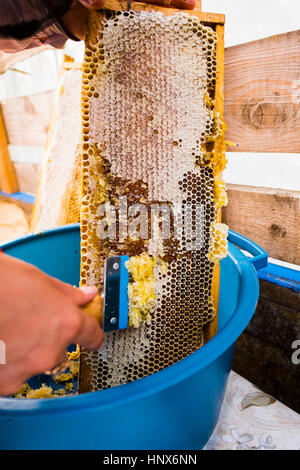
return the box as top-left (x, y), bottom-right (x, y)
top-left (0, 106), bottom-right (18, 193)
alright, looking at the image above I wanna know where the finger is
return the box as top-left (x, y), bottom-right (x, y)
top-left (48, 351), bottom-right (69, 371)
top-left (70, 285), bottom-right (99, 306)
top-left (0, 374), bottom-right (24, 396)
top-left (79, 0), bottom-right (105, 9)
top-left (0, 366), bottom-right (24, 396)
top-left (0, 349), bottom-right (65, 395)
top-left (50, 277), bottom-right (98, 306)
top-left (0, 354), bottom-right (53, 396)
top-left (143, 0), bottom-right (196, 9)
top-left (72, 312), bottom-right (104, 350)
top-left (78, 285), bottom-right (99, 305)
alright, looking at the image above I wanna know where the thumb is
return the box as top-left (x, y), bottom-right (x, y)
top-left (68, 285), bottom-right (99, 306)
top-left (77, 285), bottom-right (99, 306)
top-left (50, 276), bottom-right (99, 306)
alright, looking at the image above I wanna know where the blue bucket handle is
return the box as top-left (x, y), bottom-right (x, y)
top-left (228, 230), bottom-right (268, 271)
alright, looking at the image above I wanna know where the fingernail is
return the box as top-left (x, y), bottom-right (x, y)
top-left (80, 285), bottom-right (98, 295)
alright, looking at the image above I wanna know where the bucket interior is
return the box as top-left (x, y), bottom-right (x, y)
top-left (2, 224), bottom-right (241, 397)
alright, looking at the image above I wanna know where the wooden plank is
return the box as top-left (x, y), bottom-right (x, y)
top-left (203, 263), bottom-right (219, 343)
top-left (248, 295), bottom-right (300, 353)
top-left (13, 162), bottom-right (40, 195)
top-left (248, 278), bottom-right (300, 353)
top-left (132, 5), bottom-right (225, 24)
top-left (0, 106), bottom-right (18, 193)
top-left (0, 46), bottom-right (49, 74)
top-left (101, 1), bottom-right (225, 23)
top-left (0, 194), bottom-right (33, 221)
top-left (0, 200), bottom-right (30, 242)
top-left (224, 29), bottom-right (300, 152)
top-left (233, 275), bottom-right (300, 413)
top-left (223, 184), bottom-right (300, 265)
top-left (259, 278), bottom-right (300, 312)
top-left (233, 330), bottom-right (300, 414)
top-left (1, 90), bottom-right (54, 146)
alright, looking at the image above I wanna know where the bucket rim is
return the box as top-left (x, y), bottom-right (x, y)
top-left (0, 224), bottom-right (259, 416)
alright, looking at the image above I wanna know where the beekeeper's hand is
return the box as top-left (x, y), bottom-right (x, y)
top-left (60, 0), bottom-right (196, 40)
top-left (0, 254), bottom-right (104, 396)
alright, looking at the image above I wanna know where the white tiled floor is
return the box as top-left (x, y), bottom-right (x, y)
top-left (205, 371), bottom-right (300, 450)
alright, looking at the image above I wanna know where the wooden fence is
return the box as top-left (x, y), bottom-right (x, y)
top-left (223, 29), bottom-right (300, 266)
top-left (222, 29), bottom-right (300, 412)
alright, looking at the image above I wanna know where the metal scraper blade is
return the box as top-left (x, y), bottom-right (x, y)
top-left (102, 255), bottom-right (129, 332)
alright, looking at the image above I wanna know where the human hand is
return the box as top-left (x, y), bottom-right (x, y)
top-left (0, 254), bottom-right (104, 396)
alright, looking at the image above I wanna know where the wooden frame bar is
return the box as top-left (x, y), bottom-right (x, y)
top-left (101, 1), bottom-right (225, 24)
top-left (0, 106), bottom-right (18, 193)
top-left (204, 23), bottom-right (225, 343)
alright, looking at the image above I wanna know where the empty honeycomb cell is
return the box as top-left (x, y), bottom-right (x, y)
top-left (79, 10), bottom-right (227, 393)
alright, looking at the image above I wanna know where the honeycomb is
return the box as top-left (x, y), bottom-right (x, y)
top-left (125, 252), bottom-right (157, 328)
top-left (31, 58), bottom-right (82, 232)
top-left (79, 9), bottom-right (227, 393)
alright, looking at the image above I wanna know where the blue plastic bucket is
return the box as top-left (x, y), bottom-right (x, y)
top-left (0, 224), bottom-right (267, 450)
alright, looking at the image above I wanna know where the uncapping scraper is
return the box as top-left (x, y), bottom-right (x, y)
top-left (82, 255), bottom-right (130, 332)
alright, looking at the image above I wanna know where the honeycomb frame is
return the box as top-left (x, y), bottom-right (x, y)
top-left (79, 4), bottom-right (226, 393)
